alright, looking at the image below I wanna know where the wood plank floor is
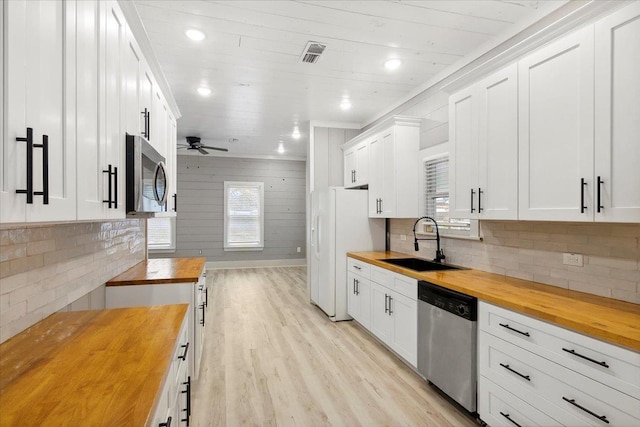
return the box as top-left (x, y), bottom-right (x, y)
top-left (192, 267), bottom-right (477, 427)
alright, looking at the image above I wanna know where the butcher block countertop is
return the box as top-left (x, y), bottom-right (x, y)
top-left (348, 251), bottom-right (640, 352)
top-left (0, 304), bottom-right (188, 426)
top-left (106, 257), bottom-right (206, 286)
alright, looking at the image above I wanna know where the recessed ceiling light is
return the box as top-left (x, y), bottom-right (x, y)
top-left (197, 87), bottom-right (212, 96)
top-left (185, 29), bottom-right (205, 41)
top-left (384, 58), bottom-right (402, 71)
top-left (277, 143), bottom-right (285, 154)
top-left (292, 127), bottom-right (301, 140)
top-left (340, 99), bottom-right (352, 111)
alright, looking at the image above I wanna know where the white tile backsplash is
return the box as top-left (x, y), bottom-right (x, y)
top-left (390, 219), bottom-right (640, 304)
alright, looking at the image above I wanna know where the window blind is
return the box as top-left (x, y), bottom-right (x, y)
top-left (424, 157), bottom-right (470, 231)
top-left (224, 182), bottom-right (264, 249)
top-left (147, 217), bottom-right (175, 250)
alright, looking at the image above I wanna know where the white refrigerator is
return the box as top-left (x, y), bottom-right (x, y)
top-left (310, 187), bottom-right (385, 321)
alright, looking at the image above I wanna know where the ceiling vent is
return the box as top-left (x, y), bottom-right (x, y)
top-left (299, 41), bottom-right (327, 64)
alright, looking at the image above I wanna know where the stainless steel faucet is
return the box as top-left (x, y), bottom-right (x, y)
top-left (412, 216), bottom-right (446, 263)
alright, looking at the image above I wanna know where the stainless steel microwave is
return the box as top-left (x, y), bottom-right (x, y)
top-left (125, 134), bottom-right (168, 216)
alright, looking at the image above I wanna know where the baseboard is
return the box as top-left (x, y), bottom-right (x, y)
top-left (205, 258), bottom-right (306, 270)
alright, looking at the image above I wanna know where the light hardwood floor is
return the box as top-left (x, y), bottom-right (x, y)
top-left (192, 267), bottom-right (477, 427)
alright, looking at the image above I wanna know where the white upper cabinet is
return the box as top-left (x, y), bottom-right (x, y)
top-left (594, 3), bottom-right (640, 223)
top-left (1, 0), bottom-right (76, 223)
top-left (518, 27), bottom-right (595, 221)
top-left (123, 31), bottom-right (142, 136)
top-left (367, 117), bottom-right (421, 218)
top-left (343, 139), bottom-right (369, 188)
top-left (450, 64), bottom-right (518, 220)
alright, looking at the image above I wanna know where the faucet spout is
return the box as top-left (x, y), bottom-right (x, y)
top-left (412, 216), bottom-right (446, 263)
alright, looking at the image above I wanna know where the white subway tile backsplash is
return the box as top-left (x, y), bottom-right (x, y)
top-left (0, 219), bottom-right (145, 343)
top-left (389, 220), bottom-right (640, 304)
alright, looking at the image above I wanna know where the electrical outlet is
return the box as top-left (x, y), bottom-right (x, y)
top-left (563, 253), bottom-right (583, 267)
top-left (400, 234), bottom-right (406, 241)
top-left (296, 247), bottom-right (301, 253)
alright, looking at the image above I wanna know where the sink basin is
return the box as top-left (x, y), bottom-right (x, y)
top-left (378, 257), bottom-right (461, 272)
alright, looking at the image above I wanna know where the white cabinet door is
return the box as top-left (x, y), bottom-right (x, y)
top-left (594, 3), bottom-right (640, 223)
top-left (76, 0), bottom-right (105, 220)
top-left (389, 291), bottom-right (417, 367)
top-left (519, 27), bottom-right (594, 221)
top-left (344, 147), bottom-right (356, 187)
top-left (1, 0), bottom-right (76, 223)
top-left (102, 1), bottom-right (126, 219)
top-left (370, 282), bottom-right (392, 344)
top-left (347, 272), bottom-right (361, 322)
top-left (378, 129), bottom-right (396, 217)
top-left (369, 137), bottom-right (384, 217)
top-left (140, 63), bottom-right (154, 141)
top-left (354, 141), bottom-right (369, 187)
top-left (123, 31), bottom-right (142, 136)
top-left (477, 64), bottom-right (518, 220)
top-left (347, 273), bottom-right (372, 329)
top-left (449, 86), bottom-right (478, 219)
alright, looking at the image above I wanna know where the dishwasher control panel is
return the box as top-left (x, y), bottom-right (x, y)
top-left (418, 281), bottom-right (477, 321)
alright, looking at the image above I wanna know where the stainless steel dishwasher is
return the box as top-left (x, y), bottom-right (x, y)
top-left (417, 280), bottom-right (477, 413)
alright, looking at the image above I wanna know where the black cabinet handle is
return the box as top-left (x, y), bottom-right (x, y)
top-left (562, 348), bottom-right (609, 368)
top-left (597, 176), bottom-right (603, 213)
top-left (204, 287), bottom-right (208, 307)
top-left (181, 376), bottom-right (191, 426)
top-left (499, 323), bottom-right (531, 337)
top-left (388, 296), bottom-right (392, 315)
top-left (500, 363), bottom-right (530, 381)
top-left (384, 294), bottom-right (389, 313)
top-left (353, 278), bottom-right (357, 295)
top-left (379, 198), bottom-right (383, 214)
top-left (562, 397), bottom-right (609, 424)
top-left (500, 412), bottom-right (522, 427)
top-left (354, 170), bottom-right (357, 183)
top-left (142, 108), bottom-right (150, 139)
top-left (15, 127), bottom-right (34, 203)
top-left (580, 178), bottom-right (587, 213)
top-left (353, 265), bottom-right (361, 270)
top-left (470, 188), bottom-right (476, 213)
top-left (173, 193), bottom-right (177, 212)
top-left (356, 279), bottom-right (360, 295)
top-left (113, 166), bottom-right (118, 209)
top-left (159, 416), bottom-right (172, 427)
top-left (178, 342), bottom-right (189, 361)
top-left (478, 188), bottom-right (483, 213)
top-left (147, 110), bottom-right (151, 141)
top-left (200, 304), bottom-right (205, 326)
top-left (34, 134), bottom-right (49, 204)
top-left (103, 164), bottom-right (113, 208)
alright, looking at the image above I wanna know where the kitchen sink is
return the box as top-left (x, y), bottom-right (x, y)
top-left (378, 257), bottom-right (462, 272)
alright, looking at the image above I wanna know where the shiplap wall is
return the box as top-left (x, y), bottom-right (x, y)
top-left (163, 155), bottom-right (306, 264)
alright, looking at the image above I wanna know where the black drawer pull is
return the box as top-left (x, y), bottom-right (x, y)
top-left (562, 348), bottom-right (609, 368)
top-left (499, 323), bottom-right (530, 337)
top-left (500, 412), bottom-right (522, 427)
top-left (580, 178), bottom-right (587, 213)
top-left (562, 397), bottom-right (609, 424)
top-left (353, 265), bottom-right (361, 270)
top-left (178, 342), bottom-right (189, 361)
top-left (500, 363), bottom-right (530, 381)
top-left (200, 304), bottom-right (205, 326)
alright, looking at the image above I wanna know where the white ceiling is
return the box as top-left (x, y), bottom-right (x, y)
top-left (135, 0), bottom-right (564, 159)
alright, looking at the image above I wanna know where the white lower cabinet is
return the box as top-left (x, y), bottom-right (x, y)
top-left (106, 270), bottom-right (208, 383)
top-left (478, 301), bottom-right (640, 427)
top-left (347, 258), bottom-right (417, 368)
top-left (151, 309), bottom-right (191, 427)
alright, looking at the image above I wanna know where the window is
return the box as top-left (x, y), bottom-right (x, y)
top-left (147, 217), bottom-right (176, 252)
top-left (224, 181), bottom-right (264, 251)
top-left (422, 155), bottom-right (473, 236)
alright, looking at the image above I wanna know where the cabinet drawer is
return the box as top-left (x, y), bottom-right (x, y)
top-left (479, 375), bottom-right (561, 427)
top-left (370, 264), bottom-right (393, 285)
top-left (393, 274), bottom-right (417, 300)
top-left (348, 257), bottom-right (371, 278)
top-left (479, 331), bottom-right (640, 426)
top-left (479, 301), bottom-right (640, 399)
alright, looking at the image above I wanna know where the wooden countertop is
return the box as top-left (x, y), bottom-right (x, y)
top-left (0, 304), bottom-right (188, 426)
top-left (106, 257), bottom-right (206, 286)
top-left (348, 251), bottom-right (640, 352)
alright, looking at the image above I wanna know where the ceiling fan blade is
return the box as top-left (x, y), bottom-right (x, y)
top-left (198, 147), bottom-right (209, 155)
top-left (201, 145), bottom-right (229, 152)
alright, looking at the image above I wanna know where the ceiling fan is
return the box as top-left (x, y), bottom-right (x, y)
top-left (177, 136), bottom-right (228, 155)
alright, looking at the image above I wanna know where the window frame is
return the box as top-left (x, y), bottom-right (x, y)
top-left (419, 144), bottom-right (479, 240)
top-left (147, 216), bottom-right (177, 253)
top-left (223, 181), bottom-right (265, 251)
